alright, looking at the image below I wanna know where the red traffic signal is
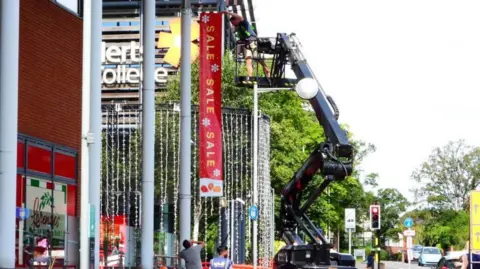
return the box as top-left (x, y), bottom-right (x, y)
top-left (370, 205), bottom-right (381, 230)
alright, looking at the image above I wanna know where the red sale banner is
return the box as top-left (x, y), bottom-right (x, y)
top-left (199, 12), bottom-right (223, 197)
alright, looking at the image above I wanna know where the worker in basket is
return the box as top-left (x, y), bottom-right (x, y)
top-left (222, 11), bottom-right (270, 83)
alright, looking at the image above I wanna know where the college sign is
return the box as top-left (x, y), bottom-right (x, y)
top-left (101, 18), bottom-right (200, 87)
top-left (101, 41), bottom-right (169, 86)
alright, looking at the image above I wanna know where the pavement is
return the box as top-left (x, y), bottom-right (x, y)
top-left (355, 261), bottom-right (425, 269)
top-left (378, 261), bottom-right (424, 269)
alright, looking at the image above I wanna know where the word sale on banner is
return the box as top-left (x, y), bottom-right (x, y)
top-left (199, 12), bottom-right (223, 197)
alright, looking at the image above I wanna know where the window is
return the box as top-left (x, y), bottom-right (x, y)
top-left (52, 0), bottom-right (82, 16)
top-left (423, 248), bottom-right (441, 254)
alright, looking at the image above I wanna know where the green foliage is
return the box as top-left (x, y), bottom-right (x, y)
top-left (379, 249), bottom-right (389, 261)
top-left (377, 188), bottom-right (410, 242)
top-left (408, 140), bottom-right (478, 250)
top-left (157, 52), bottom-right (381, 254)
top-left (405, 209), bottom-right (469, 250)
top-left (411, 140), bottom-right (480, 210)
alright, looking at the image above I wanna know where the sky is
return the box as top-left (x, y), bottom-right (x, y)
top-left (252, 0), bottom-right (480, 202)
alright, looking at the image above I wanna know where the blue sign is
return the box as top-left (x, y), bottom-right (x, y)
top-left (16, 207), bottom-right (30, 220)
top-left (404, 217), bottom-right (413, 228)
top-left (249, 205), bottom-right (258, 221)
top-left (90, 205), bottom-right (95, 237)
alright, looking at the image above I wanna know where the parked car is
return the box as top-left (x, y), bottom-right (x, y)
top-left (413, 245), bottom-right (424, 260)
top-left (419, 247), bottom-right (443, 266)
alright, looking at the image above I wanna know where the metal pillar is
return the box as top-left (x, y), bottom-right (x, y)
top-left (179, 0), bottom-right (192, 265)
top-left (230, 200), bottom-right (234, 259)
top-left (0, 1), bottom-right (19, 268)
top-left (348, 229), bottom-right (352, 255)
top-left (89, 0), bottom-right (102, 267)
top-left (220, 204), bottom-right (228, 247)
top-left (271, 188), bottom-right (275, 257)
top-left (80, 1), bottom-right (91, 268)
top-left (252, 83), bottom-right (259, 269)
top-left (141, 0), bottom-right (156, 268)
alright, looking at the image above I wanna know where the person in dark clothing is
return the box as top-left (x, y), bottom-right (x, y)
top-left (366, 251), bottom-right (374, 269)
top-left (209, 246), bottom-right (233, 269)
top-left (222, 11), bottom-right (270, 83)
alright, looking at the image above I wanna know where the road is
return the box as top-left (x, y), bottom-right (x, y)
top-left (375, 261), bottom-right (424, 269)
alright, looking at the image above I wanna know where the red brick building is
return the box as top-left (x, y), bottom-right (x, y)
top-left (15, 0), bottom-right (82, 267)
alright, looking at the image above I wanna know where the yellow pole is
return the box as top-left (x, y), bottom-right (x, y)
top-left (375, 237), bottom-right (379, 263)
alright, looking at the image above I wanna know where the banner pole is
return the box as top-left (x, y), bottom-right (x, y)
top-left (141, 0), bottom-right (156, 268)
top-left (179, 1), bottom-right (193, 268)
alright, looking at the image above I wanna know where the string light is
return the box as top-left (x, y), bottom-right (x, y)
top-left (99, 104), bottom-right (273, 267)
top-left (173, 107), bottom-right (179, 254)
top-left (159, 109), bottom-right (165, 247)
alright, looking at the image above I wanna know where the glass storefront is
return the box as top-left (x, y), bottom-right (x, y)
top-left (16, 135), bottom-right (78, 268)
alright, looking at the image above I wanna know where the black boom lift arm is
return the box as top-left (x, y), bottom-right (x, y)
top-left (266, 33), bottom-right (354, 246)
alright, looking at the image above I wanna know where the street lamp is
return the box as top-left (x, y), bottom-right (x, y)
top-left (295, 78), bottom-right (318, 100)
top-left (252, 83), bottom-right (292, 269)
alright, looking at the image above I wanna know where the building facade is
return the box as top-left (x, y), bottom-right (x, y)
top-left (15, 0), bottom-right (82, 267)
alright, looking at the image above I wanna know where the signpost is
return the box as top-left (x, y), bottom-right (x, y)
top-left (345, 208), bottom-right (356, 255)
top-left (249, 205), bottom-right (258, 221)
top-left (404, 217), bottom-right (413, 228)
top-left (89, 205), bottom-right (95, 269)
top-left (470, 191), bottom-right (480, 269)
top-left (16, 207), bottom-right (30, 220)
top-left (403, 217), bottom-right (415, 269)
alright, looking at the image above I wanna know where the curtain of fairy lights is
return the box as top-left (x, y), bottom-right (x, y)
top-left (101, 103), bottom-right (272, 267)
top-left (258, 116), bottom-right (273, 267)
top-left (101, 104), bottom-right (143, 267)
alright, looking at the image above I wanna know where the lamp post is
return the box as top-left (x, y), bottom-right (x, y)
top-left (252, 77), bottom-right (319, 265)
top-left (252, 84), bottom-right (292, 269)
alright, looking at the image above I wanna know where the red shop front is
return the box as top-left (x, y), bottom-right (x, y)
top-left (16, 134), bottom-right (78, 268)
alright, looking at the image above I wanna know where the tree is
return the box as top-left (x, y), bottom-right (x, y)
top-left (411, 140), bottom-right (480, 210)
top-left (404, 208), bottom-right (468, 250)
top-left (375, 188), bottom-right (410, 242)
top-left (158, 52), bottom-right (380, 255)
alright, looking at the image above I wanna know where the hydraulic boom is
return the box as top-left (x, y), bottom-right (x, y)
top-left (265, 33), bottom-right (354, 269)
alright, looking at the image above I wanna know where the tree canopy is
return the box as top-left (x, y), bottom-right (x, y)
top-left (160, 54), bottom-right (383, 245)
top-left (405, 140), bottom-right (480, 250)
top-left (411, 140), bottom-right (480, 210)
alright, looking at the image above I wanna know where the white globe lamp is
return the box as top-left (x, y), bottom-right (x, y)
top-left (295, 77), bottom-right (319, 99)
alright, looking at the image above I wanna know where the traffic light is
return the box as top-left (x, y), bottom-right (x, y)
top-left (370, 205), bottom-right (381, 230)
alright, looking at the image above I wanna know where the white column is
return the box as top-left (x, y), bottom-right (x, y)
top-left (252, 84), bottom-right (259, 269)
top-left (0, 1), bottom-right (20, 269)
top-left (141, 0), bottom-right (156, 268)
top-left (89, 0), bottom-right (102, 267)
top-left (80, 0), bottom-right (91, 268)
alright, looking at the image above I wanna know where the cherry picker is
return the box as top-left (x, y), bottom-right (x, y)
top-left (234, 33), bottom-right (355, 269)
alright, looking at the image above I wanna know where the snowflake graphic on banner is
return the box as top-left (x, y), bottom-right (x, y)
top-left (202, 118), bottom-right (211, 127)
top-left (201, 15), bottom-right (210, 24)
top-left (211, 64), bottom-right (219, 73)
top-left (213, 169), bottom-right (221, 177)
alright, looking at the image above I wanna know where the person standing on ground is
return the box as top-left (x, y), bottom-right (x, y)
top-left (222, 11), bottom-right (271, 83)
top-left (209, 246), bottom-right (233, 269)
top-left (179, 240), bottom-right (206, 269)
top-left (365, 251), bottom-right (374, 269)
